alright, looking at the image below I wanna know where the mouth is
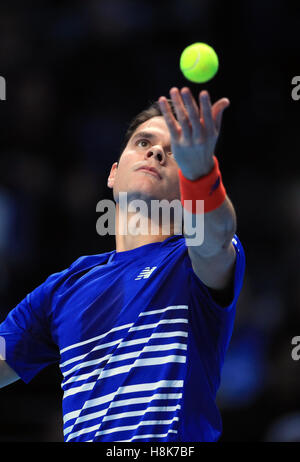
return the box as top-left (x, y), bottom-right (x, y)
top-left (136, 167), bottom-right (161, 179)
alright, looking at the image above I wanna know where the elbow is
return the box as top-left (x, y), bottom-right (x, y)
top-left (222, 203), bottom-right (237, 249)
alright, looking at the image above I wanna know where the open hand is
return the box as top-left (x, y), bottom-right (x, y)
top-left (158, 87), bottom-right (230, 180)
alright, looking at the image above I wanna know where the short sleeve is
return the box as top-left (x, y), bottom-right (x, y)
top-left (0, 254), bottom-right (107, 384)
top-left (187, 234), bottom-right (246, 386)
top-left (0, 268), bottom-right (69, 384)
top-left (189, 234), bottom-right (246, 315)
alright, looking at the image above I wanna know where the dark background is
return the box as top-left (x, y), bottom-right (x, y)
top-left (0, 0), bottom-right (299, 442)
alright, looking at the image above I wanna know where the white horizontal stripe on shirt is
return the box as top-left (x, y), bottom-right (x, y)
top-left (63, 343), bottom-right (187, 385)
top-left (64, 409), bottom-right (107, 436)
top-left (109, 343), bottom-right (187, 362)
top-left (102, 405), bottom-right (181, 422)
top-left (67, 416), bottom-right (180, 441)
top-left (65, 405), bottom-right (181, 438)
top-left (60, 305), bottom-right (189, 357)
top-left (63, 394), bottom-right (182, 436)
top-left (117, 429), bottom-right (178, 442)
top-left (96, 355), bottom-right (186, 380)
top-left (94, 417), bottom-right (179, 438)
top-left (60, 322), bottom-right (134, 355)
top-left (62, 354), bottom-right (112, 379)
top-left (63, 381), bottom-right (96, 398)
top-left (138, 305), bottom-right (188, 317)
top-left (60, 339), bottom-right (122, 369)
top-left (63, 354), bottom-right (186, 397)
top-left (63, 380), bottom-right (184, 423)
top-left (61, 330), bottom-right (188, 373)
top-left (117, 331), bottom-right (188, 349)
top-left (109, 393), bottom-right (182, 409)
top-left (129, 318), bottom-right (188, 332)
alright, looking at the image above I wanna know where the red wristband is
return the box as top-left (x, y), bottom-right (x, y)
top-left (178, 156), bottom-right (226, 214)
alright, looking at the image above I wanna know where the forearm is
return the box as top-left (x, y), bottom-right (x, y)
top-left (159, 87), bottom-right (238, 293)
top-left (186, 194), bottom-right (236, 258)
top-left (0, 358), bottom-right (20, 388)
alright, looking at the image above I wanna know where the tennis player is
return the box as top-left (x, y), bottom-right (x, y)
top-left (0, 87), bottom-right (245, 442)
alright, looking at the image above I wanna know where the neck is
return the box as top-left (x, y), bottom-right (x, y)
top-left (114, 202), bottom-right (175, 253)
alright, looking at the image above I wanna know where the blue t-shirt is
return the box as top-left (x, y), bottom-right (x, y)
top-left (0, 234), bottom-right (245, 442)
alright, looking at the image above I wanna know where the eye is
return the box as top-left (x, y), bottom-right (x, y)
top-left (136, 139), bottom-right (150, 148)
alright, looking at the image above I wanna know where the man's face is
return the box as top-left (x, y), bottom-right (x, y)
top-left (108, 116), bottom-right (180, 203)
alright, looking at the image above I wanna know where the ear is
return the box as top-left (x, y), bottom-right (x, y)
top-left (107, 162), bottom-right (118, 189)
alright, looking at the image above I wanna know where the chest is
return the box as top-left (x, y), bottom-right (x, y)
top-left (52, 258), bottom-right (190, 355)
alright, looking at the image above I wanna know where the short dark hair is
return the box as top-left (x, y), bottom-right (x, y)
top-left (118, 98), bottom-right (177, 161)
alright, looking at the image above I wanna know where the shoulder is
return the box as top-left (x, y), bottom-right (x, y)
top-left (57, 250), bottom-right (114, 284)
top-left (32, 251), bottom-right (114, 299)
top-left (67, 252), bottom-right (113, 272)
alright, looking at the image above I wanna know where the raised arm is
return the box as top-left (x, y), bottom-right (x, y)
top-left (158, 87), bottom-right (236, 302)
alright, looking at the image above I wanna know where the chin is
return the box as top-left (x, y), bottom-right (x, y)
top-left (126, 189), bottom-right (161, 204)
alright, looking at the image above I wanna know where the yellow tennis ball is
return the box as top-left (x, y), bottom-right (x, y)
top-left (180, 42), bottom-right (219, 83)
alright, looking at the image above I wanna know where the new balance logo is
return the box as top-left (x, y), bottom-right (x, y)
top-left (209, 175), bottom-right (220, 196)
top-left (135, 266), bottom-right (157, 280)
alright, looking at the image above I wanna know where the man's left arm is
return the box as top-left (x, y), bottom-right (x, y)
top-left (159, 87), bottom-right (237, 304)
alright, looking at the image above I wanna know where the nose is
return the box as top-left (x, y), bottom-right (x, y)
top-left (145, 145), bottom-right (166, 164)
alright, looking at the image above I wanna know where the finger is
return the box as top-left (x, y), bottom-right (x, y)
top-left (180, 87), bottom-right (203, 142)
top-left (158, 96), bottom-right (181, 142)
top-left (199, 90), bottom-right (215, 137)
top-left (169, 87), bottom-right (192, 142)
top-left (211, 98), bottom-right (230, 133)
